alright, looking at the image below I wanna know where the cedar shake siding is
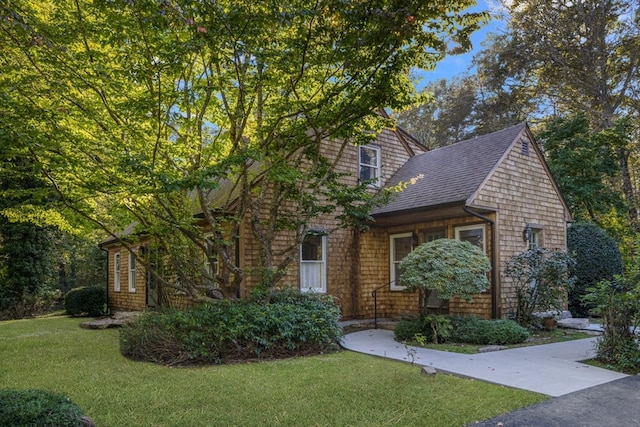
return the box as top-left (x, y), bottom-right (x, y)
top-left (101, 123), bottom-right (570, 320)
top-left (367, 123), bottom-right (571, 319)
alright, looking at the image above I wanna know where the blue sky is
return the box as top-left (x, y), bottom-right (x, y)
top-left (414, 0), bottom-right (506, 90)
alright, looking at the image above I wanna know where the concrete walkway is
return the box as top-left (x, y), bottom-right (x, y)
top-left (341, 329), bottom-right (627, 397)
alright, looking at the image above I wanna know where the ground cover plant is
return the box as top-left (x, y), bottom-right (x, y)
top-left (395, 315), bottom-right (529, 346)
top-left (1, 316), bottom-right (546, 426)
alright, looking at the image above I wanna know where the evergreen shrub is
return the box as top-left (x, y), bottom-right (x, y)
top-left (567, 222), bottom-right (624, 317)
top-left (394, 315), bottom-right (529, 346)
top-left (120, 289), bottom-right (343, 365)
top-left (450, 316), bottom-right (529, 345)
top-left (64, 286), bottom-right (106, 317)
top-left (0, 389), bottom-right (92, 427)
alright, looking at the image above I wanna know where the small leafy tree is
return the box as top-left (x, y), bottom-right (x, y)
top-left (505, 247), bottom-right (576, 328)
top-left (399, 239), bottom-right (490, 342)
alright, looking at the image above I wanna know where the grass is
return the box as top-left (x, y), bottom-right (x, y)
top-left (404, 328), bottom-right (598, 354)
top-left (0, 316), bottom-right (546, 426)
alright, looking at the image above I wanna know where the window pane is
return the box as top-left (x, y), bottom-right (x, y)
top-left (393, 236), bottom-right (413, 261)
top-left (423, 230), bottom-right (446, 243)
top-left (360, 146), bottom-right (378, 166)
top-left (302, 235), bottom-right (323, 261)
top-left (459, 228), bottom-right (483, 249)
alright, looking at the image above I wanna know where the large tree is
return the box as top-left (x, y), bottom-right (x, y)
top-left (495, 0), bottom-right (640, 229)
top-left (0, 0), bottom-right (487, 301)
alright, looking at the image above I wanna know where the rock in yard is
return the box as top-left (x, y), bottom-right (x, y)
top-left (421, 366), bottom-right (437, 376)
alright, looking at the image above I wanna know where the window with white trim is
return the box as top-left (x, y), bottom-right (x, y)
top-left (528, 228), bottom-right (541, 250)
top-left (455, 224), bottom-right (486, 253)
top-left (359, 145), bottom-right (381, 187)
top-left (113, 252), bottom-right (121, 292)
top-left (128, 251), bottom-right (136, 292)
top-left (390, 233), bottom-right (413, 291)
top-left (300, 232), bottom-right (326, 293)
top-left (203, 234), bottom-right (220, 288)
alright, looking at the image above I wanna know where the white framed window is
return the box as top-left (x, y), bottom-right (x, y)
top-left (203, 234), bottom-right (220, 288)
top-left (529, 228), bottom-right (541, 250)
top-left (300, 232), bottom-right (326, 293)
top-left (359, 145), bottom-right (381, 187)
top-left (128, 251), bottom-right (136, 293)
top-left (390, 233), bottom-right (414, 291)
top-left (455, 224), bottom-right (486, 253)
top-left (113, 252), bottom-right (121, 292)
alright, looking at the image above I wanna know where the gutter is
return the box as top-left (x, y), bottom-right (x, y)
top-left (463, 206), bottom-right (498, 319)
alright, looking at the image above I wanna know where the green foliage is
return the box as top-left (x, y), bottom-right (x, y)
top-left (394, 319), bottom-right (425, 341)
top-left (0, 389), bottom-right (90, 427)
top-left (399, 239), bottom-right (491, 309)
top-left (394, 315), bottom-right (529, 346)
top-left (584, 276), bottom-right (640, 373)
top-left (64, 286), bottom-right (106, 317)
top-left (567, 222), bottom-right (624, 317)
top-left (505, 247), bottom-right (576, 328)
top-left (120, 289), bottom-right (343, 365)
top-left (449, 316), bottom-right (529, 345)
top-left (0, 0), bottom-right (488, 299)
top-left (538, 114), bottom-right (627, 223)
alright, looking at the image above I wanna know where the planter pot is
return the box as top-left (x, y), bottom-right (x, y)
top-left (542, 317), bottom-right (557, 331)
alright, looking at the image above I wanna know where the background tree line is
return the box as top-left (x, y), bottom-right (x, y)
top-left (398, 0), bottom-right (639, 260)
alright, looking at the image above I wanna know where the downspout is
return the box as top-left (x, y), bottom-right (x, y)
top-left (100, 247), bottom-right (109, 316)
top-left (463, 206), bottom-right (498, 319)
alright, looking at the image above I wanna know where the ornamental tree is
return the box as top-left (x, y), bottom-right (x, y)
top-left (0, 0), bottom-right (487, 302)
top-left (399, 239), bottom-right (490, 315)
top-left (505, 247), bottom-right (576, 328)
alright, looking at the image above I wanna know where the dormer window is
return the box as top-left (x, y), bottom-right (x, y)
top-left (359, 145), bottom-right (381, 186)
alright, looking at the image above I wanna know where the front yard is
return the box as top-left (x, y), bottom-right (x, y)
top-left (0, 316), bottom-right (545, 426)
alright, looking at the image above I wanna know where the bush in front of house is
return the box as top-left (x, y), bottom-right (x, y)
top-left (567, 222), bottom-right (624, 317)
top-left (449, 316), bottom-right (529, 345)
top-left (120, 289), bottom-right (343, 365)
top-left (64, 286), bottom-right (106, 317)
top-left (394, 315), bottom-right (529, 346)
top-left (0, 388), bottom-right (93, 427)
top-left (394, 318), bottom-right (427, 342)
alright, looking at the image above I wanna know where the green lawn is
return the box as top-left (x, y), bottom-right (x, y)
top-left (0, 316), bottom-right (546, 426)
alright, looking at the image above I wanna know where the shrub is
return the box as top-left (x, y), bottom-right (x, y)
top-left (120, 289), bottom-right (343, 365)
top-left (584, 276), bottom-right (640, 373)
top-left (505, 247), bottom-right (575, 328)
top-left (567, 222), bottom-right (624, 317)
top-left (64, 286), bottom-right (106, 317)
top-left (395, 316), bottom-right (529, 346)
top-left (395, 319), bottom-right (429, 342)
top-left (450, 316), bottom-right (529, 345)
top-left (0, 389), bottom-right (93, 427)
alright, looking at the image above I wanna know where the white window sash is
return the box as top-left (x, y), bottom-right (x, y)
top-left (300, 234), bottom-right (326, 293)
top-left (128, 252), bottom-right (136, 292)
top-left (113, 252), bottom-right (120, 292)
top-left (359, 145), bottom-right (381, 187)
top-left (455, 224), bottom-right (486, 254)
top-left (390, 233), bottom-right (413, 291)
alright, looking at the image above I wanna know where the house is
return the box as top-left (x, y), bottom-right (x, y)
top-left (100, 122), bottom-right (571, 320)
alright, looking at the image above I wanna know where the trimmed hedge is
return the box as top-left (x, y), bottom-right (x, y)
top-left (120, 289), bottom-right (343, 365)
top-left (64, 286), bottom-right (106, 317)
top-left (567, 222), bottom-right (624, 317)
top-left (450, 316), bottom-right (529, 345)
top-left (394, 316), bottom-right (529, 346)
top-left (0, 389), bottom-right (92, 427)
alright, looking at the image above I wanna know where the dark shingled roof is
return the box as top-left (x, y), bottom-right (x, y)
top-left (372, 123), bottom-right (528, 216)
